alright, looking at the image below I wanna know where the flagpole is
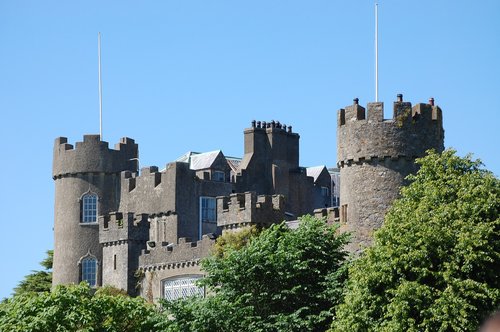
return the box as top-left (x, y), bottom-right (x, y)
top-left (375, 3), bottom-right (379, 102)
top-left (98, 32), bottom-right (103, 140)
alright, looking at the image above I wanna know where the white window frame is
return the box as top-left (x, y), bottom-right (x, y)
top-left (162, 275), bottom-right (204, 301)
top-left (82, 193), bottom-right (98, 223)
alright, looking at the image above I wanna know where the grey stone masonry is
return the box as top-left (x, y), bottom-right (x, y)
top-left (52, 135), bottom-right (138, 287)
top-left (216, 192), bottom-right (285, 231)
top-left (337, 96), bottom-right (444, 254)
top-left (139, 235), bottom-right (215, 270)
top-left (99, 212), bottom-right (149, 295)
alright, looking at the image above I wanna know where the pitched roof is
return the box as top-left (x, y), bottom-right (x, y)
top-left (306, 166), bottom-right (327, 182)
top-left (188, 150), bottom-right (222, 170)
top-left (226, 156), bottom-right (242, 172)
top-left (175, 151), bottom-right (200, 163)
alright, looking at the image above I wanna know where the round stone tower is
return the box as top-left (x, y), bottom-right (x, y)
top-left (52, 135), bottom-right (138, 286)
top-left (337, 95), bottom-right (444, 253)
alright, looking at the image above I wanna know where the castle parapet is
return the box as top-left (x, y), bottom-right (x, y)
top-left (53, 135), bottom-right (138, 179)
top-left (138, 234), bottom-right (215, 270)
top-left (217, 191), bottom-right (285, 230)
top-left (313, 207), bottom-right (339, 224)
top-left (337, 95), bottom-right (444, 166)
top-left (99, 212), bottom-right (149, 245)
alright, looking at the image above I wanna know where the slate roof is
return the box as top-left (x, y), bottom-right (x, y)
top-left (306, 166), bottom-right (327, 182)
top-left (188, 150), bottom-right (222, 170)
top-left (226, 156), bottom-right (242, 172)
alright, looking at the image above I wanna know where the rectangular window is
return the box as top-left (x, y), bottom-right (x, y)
top-left (113, 255), bottom-right (117, 270)
top-left (321, 186), bottom-right (330, 197)
top-left (163, 276), bottom-right (204, 301)
top-left (82, 194), bottom-right (98, 223)
top-left (212, 171), bottom-right (225, 182)
top-left (200, 197), bottom-right (217, 224)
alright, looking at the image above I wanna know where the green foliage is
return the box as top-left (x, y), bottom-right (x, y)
top-left (211, 225), bottom-right (259, 258)
top-left (163, 216), bottom-right (349, 332)
top-left (13, 250), bottom-right (53, 296)
top-left (332, 149), bottom-right (500, 332)
top-left (0, 283), bottom-right (163, 332)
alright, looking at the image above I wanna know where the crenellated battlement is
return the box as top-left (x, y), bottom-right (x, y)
top-left (138, 234), bottom-right (215, 271)
top-left (337, 95), bottom-right (444, 166)
top-left (313, 207), bottom-right (339, 224)
top-left (99, 212), bottom-right (150, 245)
top-left (216, 191), bottom-right (285, 230)
top-left (53, 135), bottom-right (138, 178)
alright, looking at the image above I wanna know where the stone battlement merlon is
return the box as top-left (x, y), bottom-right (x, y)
top-left (338, 96), bottom-right (442, 127)
top-left (99, 211), bottom-right (149, 245)
top-left (52, 135), bottom-right (138, 178)
top-left (138, 234), bottom-right (215, 269)
top-left (337, 95), bottom-right (445, 165)
top-left (217, 191), bottom-right (285, 229)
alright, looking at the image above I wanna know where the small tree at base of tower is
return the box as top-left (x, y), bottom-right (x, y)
top-left (331, 149), bottom-right (500, 332)
top-left (12, 250), bottom-right (53, 297)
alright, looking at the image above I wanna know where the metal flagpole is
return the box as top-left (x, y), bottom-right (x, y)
top-left (98, 32), bottom-right (103, 140)
top-left (375, 3), bottom-right (379, 102)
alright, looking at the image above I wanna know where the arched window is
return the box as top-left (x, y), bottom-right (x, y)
top-left (81, 257), bottom-right (97, 287)
top-left (82, 193), bottom-right (98, 223)
top-left (162, 275), bottom-right (204, 301)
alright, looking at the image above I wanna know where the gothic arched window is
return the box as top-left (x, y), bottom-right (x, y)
top-left (81, 193), bottom-right (98, 223)
top-left (81, 256), bottom-right (97, 287)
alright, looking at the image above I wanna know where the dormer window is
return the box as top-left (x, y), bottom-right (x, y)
top-left (82, 193), bottom-right (98, 223)
top-left (213, 171), bottom-right (225, 182)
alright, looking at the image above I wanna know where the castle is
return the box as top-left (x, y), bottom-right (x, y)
top-left (52, 94), bottom-right (444, 301)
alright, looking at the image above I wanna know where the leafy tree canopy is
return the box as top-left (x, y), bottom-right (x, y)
top-left (0, 283), bottom-right (163, 332)
top-left (332, 149), bottom-right (500, 332)
top-left (163, 216), bottom-right (349, 332)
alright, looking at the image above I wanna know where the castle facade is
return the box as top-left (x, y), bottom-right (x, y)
top-left (52, 95), bottom-right (444, 301)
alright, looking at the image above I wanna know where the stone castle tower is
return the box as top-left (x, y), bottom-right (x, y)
top-left (52, 135), bottom-right (138, 286)
top-left (337, 95), bottom-right (444, 253)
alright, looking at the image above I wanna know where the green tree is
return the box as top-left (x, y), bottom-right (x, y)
top-left (163, 216), bottom-right (349, 332)
top-left (13, 250), bottom-right (53, 296)
top-left (0, 283), bottom-right (163, 331)
top-left (332, 150), bottom-right (500, 332)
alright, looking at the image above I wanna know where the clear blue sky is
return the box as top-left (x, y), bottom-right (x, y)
top-left (0, 0), bottom-right (498, 299)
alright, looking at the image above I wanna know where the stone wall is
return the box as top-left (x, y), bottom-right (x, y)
top-left (337, 96), bottom-right (444, 253)
top-left (52, 135), bottom-right (138, 286)
top-left (99, 212), bottom-right (149, 295)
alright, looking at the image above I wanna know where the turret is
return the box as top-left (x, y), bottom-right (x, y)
top-left (337, 95), bottom-right (444, 253)
top-left (52, 135), bottom-right (138, 286)
top-left (99, 212), bottom-right (149, 294)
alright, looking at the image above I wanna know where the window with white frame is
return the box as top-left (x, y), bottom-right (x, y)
top-left (81, 257), bottom-right (97, 287)
top-left (162, 275), bottom-right (204, 301)
top-left (212, 171), bottom-right (225, 182)
top-left (200, 197), bottom-right (216, 224)
top-left (82, 193), bottom-right (98, 223)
